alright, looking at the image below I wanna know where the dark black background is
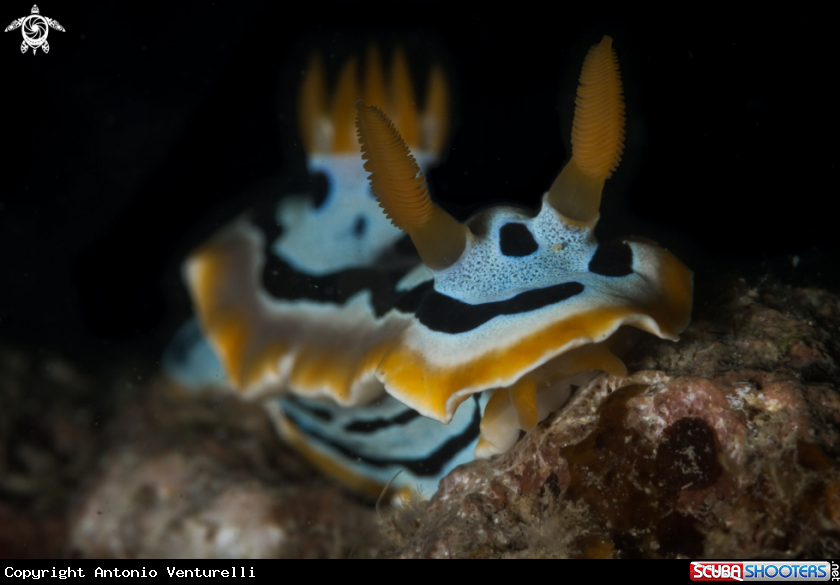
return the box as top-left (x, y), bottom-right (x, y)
top-left (0, 2), bottom-right (836, 371)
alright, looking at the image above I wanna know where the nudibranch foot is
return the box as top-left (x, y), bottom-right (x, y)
top-left (474, 339), bottom-right (627, 458)
top-left (476, 370), bottom-right (598, 458)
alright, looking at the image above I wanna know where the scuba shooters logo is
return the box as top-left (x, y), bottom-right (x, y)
top-left (691, 561), bottom-right (833, 581)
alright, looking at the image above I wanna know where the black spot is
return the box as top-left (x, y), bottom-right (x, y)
top-left (499, 223), bottom-right (539, 257)
top-left (353, 215), bottom-right (367, 238)
top-left (588, 240), bottom-right (633, 277)
top-left (344, 408), bottom-right (421, 433)
top-left (310, 171), bottom-right (330, 210)
top-left (415, 282), bottom-right (584, 334)
top-left (654, 417), bottom-right (720, 492)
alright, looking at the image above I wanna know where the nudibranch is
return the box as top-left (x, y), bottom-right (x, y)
top-left (165, 37), bottom-right (692, 497)
top-left (353, 36), bottom-right (691, 458)
top-left (165, 46), bottom-right (483, 496)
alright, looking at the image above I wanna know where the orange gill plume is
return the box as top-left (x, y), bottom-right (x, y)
top-left (422, 65), bottom-right (449, 153)
top-left (389, 47), bottom-right (419, 148)
top-left (297, 53), bottom-right (327, 154)
top-left (297, 46), bottom-right (450, 155)
top-left (332, 57), bottom-right (361, 152)
top-left (548, 35), bottom-right (626, 223)
top-left (355, 101), bottom-right (468, 270)
top-left (363, 44), bottom-right (387, 112)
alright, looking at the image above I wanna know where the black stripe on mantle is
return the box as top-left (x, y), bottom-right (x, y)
top-left (415, 282), bottom-right (584, 334)
top-left (249, 202), bottom-right (583, 334)
top-left (282, 396), bottom-right (481, 477)
top-left (343, 408), bottom-right (422, 434)
top-left (249, 204), bottom-right (428, 318)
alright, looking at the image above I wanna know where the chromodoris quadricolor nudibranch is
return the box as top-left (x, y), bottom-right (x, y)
top-left (166, 37), bottom-right (692, 497)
